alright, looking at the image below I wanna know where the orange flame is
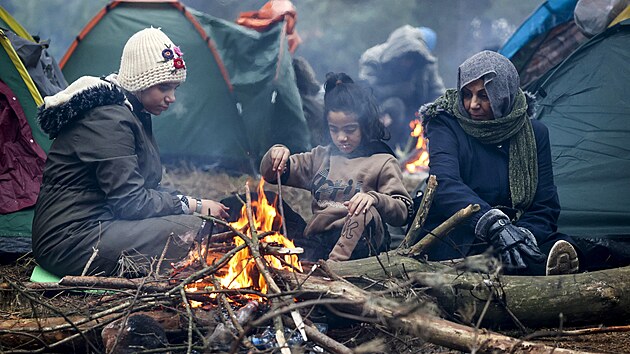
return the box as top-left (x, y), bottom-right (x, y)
top-left (185, 180), bottom-right (302, 303)
top-left (405, 119), bottom-right (430, 173)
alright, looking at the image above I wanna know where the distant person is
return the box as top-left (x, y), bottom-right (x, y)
top-left (33, 28), bottom-right (229, 278)
top-left (359, 25), bottom-right (445, 150)
top-left (292, 56), bottom-right (325, 146)
top-left (418, 51), bottom-right (580, 276)
top-left (260, 72), bottom-right (412, 262)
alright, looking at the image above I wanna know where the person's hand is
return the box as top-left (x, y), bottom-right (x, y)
top-left (269, 145), bottom-right (290, 173)
top-left (344, 192), bottom-right (376, 216)
top-left (202, 199), bottom-right (229, 219)
top-left (475, 209), bottom-right (546, 270)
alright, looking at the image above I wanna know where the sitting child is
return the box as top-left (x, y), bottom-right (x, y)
top-left (260, 72), bottom-right (412, 261)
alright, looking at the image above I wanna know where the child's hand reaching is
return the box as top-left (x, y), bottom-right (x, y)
top-left (269, 145), bottom-right (290, 173)
top-left (344, 192), bottom-right (377, 215)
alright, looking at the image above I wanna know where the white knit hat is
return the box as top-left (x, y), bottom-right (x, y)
top-left (117, 27), bottom-right (186, 92)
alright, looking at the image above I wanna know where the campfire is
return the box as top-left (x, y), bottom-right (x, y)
top-left (403, 119), bottom-right (430, 173)
top-left (185, 180), bottom-right (303, 304)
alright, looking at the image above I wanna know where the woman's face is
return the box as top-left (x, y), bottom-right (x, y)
top-left (139, 82), bottom-right (180, 115)
top-left (462, 79), bottom-right (494, 121)
top-left (327, 111), bottom-right (362, 154)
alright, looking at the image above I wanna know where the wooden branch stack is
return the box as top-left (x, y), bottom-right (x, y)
top-left (0, 178), bottom-right (622, 354)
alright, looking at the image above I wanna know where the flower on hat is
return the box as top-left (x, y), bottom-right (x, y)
top-left (173, 58), bottom-right (185, 70)
top-left (158, 43), bottom-right (186, 74)
top-left (162, 48), bottom-right (175, 60)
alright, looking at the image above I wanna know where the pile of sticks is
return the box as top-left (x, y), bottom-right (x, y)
top-left (1, 177), bottom-right (628, 353)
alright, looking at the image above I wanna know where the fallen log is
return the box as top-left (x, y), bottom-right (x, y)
top-left (327, 255), bottom-right (630, 328)
top-left (0, 310), bottom-right (180, 351)
top-left (280, 270), bottom-right (597, 354)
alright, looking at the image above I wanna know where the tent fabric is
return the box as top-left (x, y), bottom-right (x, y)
top-left (499, 0), bottom-right (579, 60)
top-left (0, 6), bottom-right (34, 41)
top-left (534, 20), bottom-right (630, 238)
top-left (61, 0), bottom-right (310, 172)
top-left (0, 9), bottom-right (65, 256)
top-left (0, 80), bottom-right (46, 214)
top-left (511, 21), bottom-right (587, 90)
top-left (236, 0), bottom-right (302, 54)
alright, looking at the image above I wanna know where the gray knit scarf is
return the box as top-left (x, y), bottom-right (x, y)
top-left (423, 88), bottom-right (538, 217)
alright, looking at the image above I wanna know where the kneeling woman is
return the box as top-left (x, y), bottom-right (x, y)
top-left (419, 51), bottom-right (579, 275)
top-left (33, 28), bottom-right (228, 277)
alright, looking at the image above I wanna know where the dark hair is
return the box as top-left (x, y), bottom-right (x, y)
top-left (322, 72), bottom-right (388, 144)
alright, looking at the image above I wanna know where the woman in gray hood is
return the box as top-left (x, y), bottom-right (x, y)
top-left (418, 50), bottom-right (580, 275)
top-left (33, 28), bottom-right (228, 277)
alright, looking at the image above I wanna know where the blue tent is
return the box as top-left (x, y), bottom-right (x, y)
top-left (499, 0), bottom-right (578, 59)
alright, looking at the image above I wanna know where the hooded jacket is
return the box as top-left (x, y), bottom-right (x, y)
top-left (420, 51), bottom-right (561, 260)
top-left (358, 25), bottom-right (445, 110)
top-left (32, 76), bottom-right (184, 267)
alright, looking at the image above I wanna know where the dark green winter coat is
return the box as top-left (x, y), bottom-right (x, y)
top-left (33, 76), bottom-right (202, 277)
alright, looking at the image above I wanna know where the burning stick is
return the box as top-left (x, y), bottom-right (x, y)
top-left (243, 182), bottom-right (292, 354)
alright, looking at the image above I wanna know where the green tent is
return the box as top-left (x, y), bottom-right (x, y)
top-left (534, 19), bottom-right (630, 239)
top-left (0, 7), bottom-right (50, 256)
top-left (61, 0), bottom-right (310, 172)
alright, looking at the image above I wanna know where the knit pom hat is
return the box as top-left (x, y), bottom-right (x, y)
top-left (117, 27), bottom-right (186, 92)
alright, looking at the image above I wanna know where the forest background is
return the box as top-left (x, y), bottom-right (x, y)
top-left (1, 0), bottom-right (543, 88)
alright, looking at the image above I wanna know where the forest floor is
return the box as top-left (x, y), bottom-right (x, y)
top-left (1, 165), bottom-right (629, 353)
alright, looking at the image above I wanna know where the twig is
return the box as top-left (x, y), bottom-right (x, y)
top-left (180, 288), bottom-right (194, 354)
top-left (81, 247), bottom-right (99, 276)
top-left (244, 182), bottom-right (291, 354)
top-left (155, 234), bottom-right (171, 275)
top-left (165, 242), bottom-right (247, 297)
top-left (60, 276), bottom-right (170, 292)
top-left (282, 315), bottom-right (353, 354)
top-left (276, 170), bottom-right (288, 237)
top-left (4, 279), bottom-right (101, 352)
top-left (210, 276), bottom-right (254, 350)
top-left (405, 204), bottom-right (480, 256)
top-left (398, 174), bottom-right (437, 249)
top-left (524, 325), bottom-right (630, 340)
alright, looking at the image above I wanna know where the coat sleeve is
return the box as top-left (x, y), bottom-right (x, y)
top-left (74, 106), bottom-right (183, 219)
top-left (366, 156), bottom-right (412, 226)
top-left (260, 145), bottom-right (326, 191)
top-left (425, 116), bottom-right (492, 232)
top-left (513, 122), bottom-right (560, 242)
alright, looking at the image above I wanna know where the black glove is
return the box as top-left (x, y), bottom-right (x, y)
top-left (475, 209), bottom-right (546, 270)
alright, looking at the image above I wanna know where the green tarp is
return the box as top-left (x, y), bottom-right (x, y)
top-left (535, 20), bottom-right (630, 238)
top-left (61, 2), bottom-right (310, 172)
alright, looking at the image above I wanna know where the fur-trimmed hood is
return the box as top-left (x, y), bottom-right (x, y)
top-left (38, 76), bottom-right (130, 139)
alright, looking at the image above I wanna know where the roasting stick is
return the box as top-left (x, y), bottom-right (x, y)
top-left (276, 170), bottom-right (289, 237)
top-left (275, 170), bottom-right (308, 341)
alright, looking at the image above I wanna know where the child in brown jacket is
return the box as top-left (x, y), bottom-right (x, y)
top-left (260, 72), bottom-right (412, 261)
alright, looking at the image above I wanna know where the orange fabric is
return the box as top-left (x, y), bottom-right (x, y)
top-left (236, 0), bottom-right (302, 53)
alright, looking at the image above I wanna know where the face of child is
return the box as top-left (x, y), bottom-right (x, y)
top-left (327, 111), bottom-right (362, 154)
top-left (462, 79), bottom-right (494, 121)
top-left (139, 82), bottom-right (180, 115)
